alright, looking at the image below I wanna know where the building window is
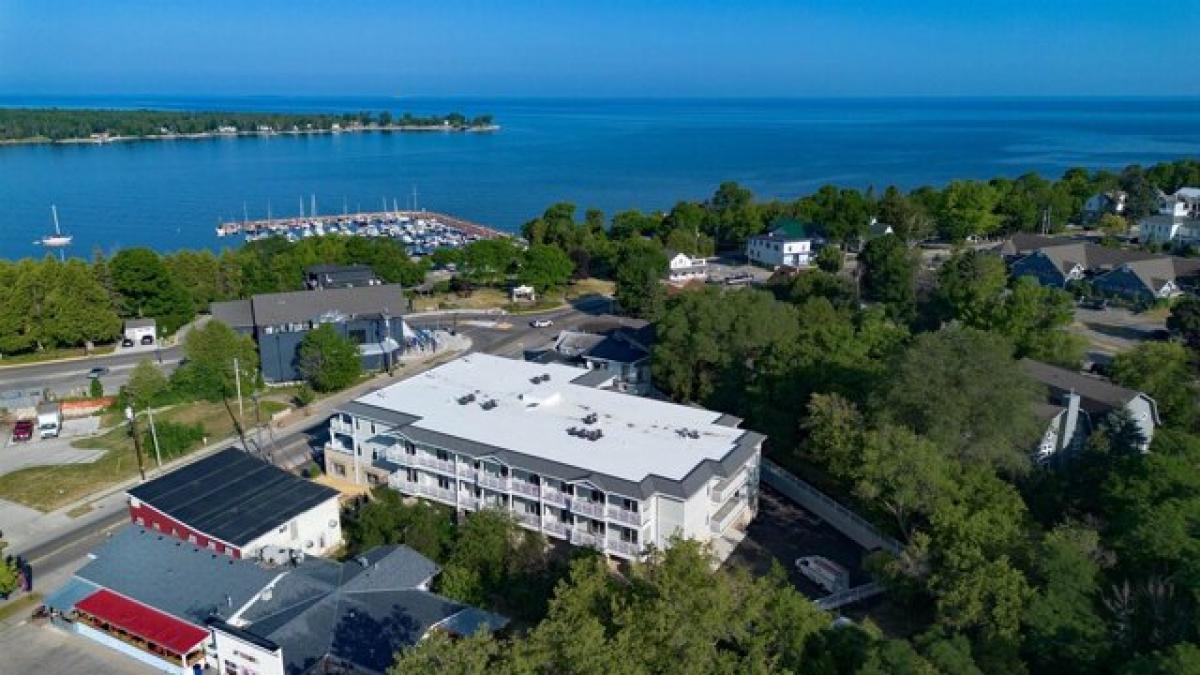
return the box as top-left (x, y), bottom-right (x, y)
top-left (405, 468), bottom-right (418, 482)
top-left (437, 476), bottom-right (451, 490)
top-left (333, 463), bottom-right (346, 477)
top-left (188, 534), bottom-right (197, 544)
top-left (370, 422), bottom-right (377, 435)
top-left (436, 449), bottom-right (449, 462)
top-left (620, 527), bottom-right (637, 544)
top-left (368, 473), bottom-right (380, 486)
top-left (135, 516), bottom-right (145, 527)
top-left (152, 522), bottom-right (160, 531)
top-left (349, 329), bottom-right (367, 345)
top-left (405, 441), bottom-right (416, 455)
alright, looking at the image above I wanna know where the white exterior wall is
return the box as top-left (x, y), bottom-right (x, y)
top-left (747, 237), bottom-right (812, 268)
top-left (329, 415), bottom-right (761, 561)
top-left (208, 626), bottom-right (286, 675)
top-left (242, 496), bottom-right (342, 558)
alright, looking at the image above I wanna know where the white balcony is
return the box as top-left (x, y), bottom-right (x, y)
top-left (542, 520), bottom-right (570, 539)
top-left (711, 469), bottom-right (747, 504)
top-left (606, 539), bottom-right (641, 559)
top-left (606, 506), bottom-right (647, 527)
top-left (413, 455), bottom-right (457, 474)
top-left (570, 530), bottom-right (601, 548)
top-left (478, 474), bottom-right (509, 491)
top-left (541, 490), bottom-right (569, 507)
top-left (511, 480), bottom-right (540, 499)
top-left (513, 510), bottom-right (541, 528)
top-left (710, 495), bottom-right (747, 535)
top-left (330, 417), bottom-right (354, 436)
top-left (572, 500), bottom-right (605, 518)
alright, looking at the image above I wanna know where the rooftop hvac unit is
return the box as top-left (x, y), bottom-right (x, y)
top-left (457, 393), bottom-right (477, 405)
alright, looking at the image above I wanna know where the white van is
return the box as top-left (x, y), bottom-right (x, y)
top-left (36, 401), bottom-right (62, 439)
top-left (795, 556), bottom-right (850, 594)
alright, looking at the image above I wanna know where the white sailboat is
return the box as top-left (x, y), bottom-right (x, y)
top-left (36, 205), bottom-right (74, 248)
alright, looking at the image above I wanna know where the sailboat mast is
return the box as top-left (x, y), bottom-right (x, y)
top-left (51, 204), bottom-right (60, 235)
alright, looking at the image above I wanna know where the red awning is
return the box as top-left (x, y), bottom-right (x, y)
top-left (75, 589), bottom-right (208, 656)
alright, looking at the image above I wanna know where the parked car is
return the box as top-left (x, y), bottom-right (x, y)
top-left (11, 419), bottom-right (34, 443)
top-left (121, 337), bottom-right (135, 347)
top-left (140, 334), bottom-right (155, 345)
top-left (87, 366), bottom-right (110, 379)
top-left (1080, 297), bottom-right (1107, 311)
top-left (530, 319), bottom-right (554, 328)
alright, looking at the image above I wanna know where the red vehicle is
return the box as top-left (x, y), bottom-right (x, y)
top-left (11, 419), bottom-right (34, 443)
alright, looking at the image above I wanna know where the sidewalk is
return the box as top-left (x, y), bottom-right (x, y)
top-left (2, 334), bottom-right (469, 558)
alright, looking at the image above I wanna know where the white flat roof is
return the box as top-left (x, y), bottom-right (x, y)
top-left (355, 354), bottom-right (746, 483)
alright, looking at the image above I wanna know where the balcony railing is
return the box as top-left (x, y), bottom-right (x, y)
top-left (330, 418), bottom-right (353, 435)
top-left (606, 506), bottom-right (648, 527)
top-left (460, 495), bottom-right (482, 511)
top-left (391, 476), bottom-right (456, 505)
top-left (606, 539), bottom-right (641, 559)
top-left (570, 530), bottom-right (601, 548)
top-left (711, 469), bottom-right (746, 504)
top-left (324, 441), bottom-right (353, 457)
top-left (457, 466), bottom-right (478, 481)
top-left (710, 496), bottom-right (747, 535)
top-left (478, 474), bottom-right (509, 491)
top-left (572, 500), bottom-right (605, 518)
top-left (511, 480), bottom-right (540, 499)
top-left (541, 490), bottom-right (569, 507)
top-left (542, 520), bottom-right (570, 538)
top-left (413, 455), bottom-right (457, 474)
top-left (513, 510), bottom-right (541, 528)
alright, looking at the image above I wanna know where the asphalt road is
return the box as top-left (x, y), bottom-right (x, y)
top-left (0, 345), bottom-right (182, 398)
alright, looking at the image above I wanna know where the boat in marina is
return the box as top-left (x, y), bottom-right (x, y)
top-left (34, 205), bottom-right (74, 252)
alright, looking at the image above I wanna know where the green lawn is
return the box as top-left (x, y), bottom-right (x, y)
top-left (410, 278), bottom-right (614, 313)
top-left (0, 398), bottom-right (287, 512)
top-left (0, 343), bottom-right (116, 367)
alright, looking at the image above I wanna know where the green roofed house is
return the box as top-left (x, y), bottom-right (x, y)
top-left (746, 219), bottom-right (823, 269)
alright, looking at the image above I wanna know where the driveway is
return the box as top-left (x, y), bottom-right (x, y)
top-left (0, 619), bottom-right (158, 675)
top-left (0, 421), bottom-right (104, 474)
top-left (727, 486), bottom-right (872, 600)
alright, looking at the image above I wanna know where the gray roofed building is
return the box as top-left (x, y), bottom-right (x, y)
top-left (304, 263), bottom-right (382, 290)
top-left (249, 284), bottom-right (408, 327)
top-left (1021, 358), bottom-right (1159, 460)
top-left (50, 526), bottom-right (506, 675)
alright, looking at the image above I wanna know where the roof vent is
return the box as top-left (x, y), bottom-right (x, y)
top-left (582, 413), bottom-right (599, 425)
top-left (586, 429), bottom-right (604, 441)
top-left (457, 393), bottom-right (476, 405)
top-left (480, 399), bottom-right (498, 411)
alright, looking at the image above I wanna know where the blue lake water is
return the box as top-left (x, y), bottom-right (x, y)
top-left (1, 96), bottom-right (1198, 258)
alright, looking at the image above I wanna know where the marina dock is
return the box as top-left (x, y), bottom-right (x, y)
top-left (216, 209), bottom-right (506, 255)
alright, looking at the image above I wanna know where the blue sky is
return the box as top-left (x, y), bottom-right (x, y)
top-left (1, 0), bottom-right (1196, 97)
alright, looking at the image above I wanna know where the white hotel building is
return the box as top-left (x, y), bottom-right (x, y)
top-left (325, 354), bottom-right (763, 561)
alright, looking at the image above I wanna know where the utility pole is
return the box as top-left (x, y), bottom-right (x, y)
top-left (147, 407), bottom-right (162, 467)
top-left (232, 357), bottom-right (244, 421)
top-left (251, 391), bottom-right (265, 460)
top-left (125, 407), bottom-right (146, 481)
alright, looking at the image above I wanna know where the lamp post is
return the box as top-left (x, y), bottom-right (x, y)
top-left (125, 406), bottom-right (146, 481)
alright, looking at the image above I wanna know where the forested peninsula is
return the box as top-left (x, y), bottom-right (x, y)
top-left (0, 108), bottom-right (497, 144)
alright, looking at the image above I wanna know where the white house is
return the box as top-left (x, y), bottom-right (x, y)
top-left (666, 250), bottom-right (708, 284)
top-left (1140, 188), bottom-right (1200, 246)
top-left (325, 354), bottom-right (763, 562)
top-left (746, 219), bottom-right (821, 269)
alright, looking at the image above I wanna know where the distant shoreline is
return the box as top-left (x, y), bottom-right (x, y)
top-left (0, 123), bottom-right (500, 146)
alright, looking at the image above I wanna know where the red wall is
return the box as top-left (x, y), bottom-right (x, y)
top-left (128, 502), bottom-right (242, 559)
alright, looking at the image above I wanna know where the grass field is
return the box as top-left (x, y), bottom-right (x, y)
top-left (410, 278), bottom-right (614, 313)
top-left (0, 593), bottom-right (42, 624)
top-left (0, 343), bottom-right (116, 368)
top-left (0, 398), bottom-right (287, 512)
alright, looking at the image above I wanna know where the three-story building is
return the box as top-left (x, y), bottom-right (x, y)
top-left (325, 354), bottom-right (763, 561)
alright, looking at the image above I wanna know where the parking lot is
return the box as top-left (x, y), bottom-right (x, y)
top-left (727, 486), bottom-right (872, 600)
top-left (1070, 306), bottom-right (1168, 361)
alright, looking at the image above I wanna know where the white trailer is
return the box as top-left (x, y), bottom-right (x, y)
top-left (36, 401), bottom-right (62, 439)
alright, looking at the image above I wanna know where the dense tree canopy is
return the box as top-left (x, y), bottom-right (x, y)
top-left (297, 323), bottom-right (363, 392)
top-left (170, 320), bottom-right (259, 401)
